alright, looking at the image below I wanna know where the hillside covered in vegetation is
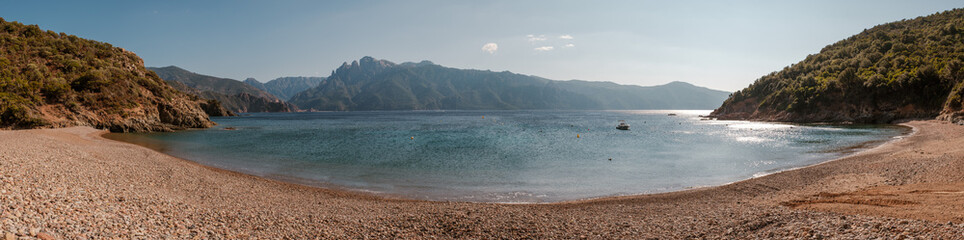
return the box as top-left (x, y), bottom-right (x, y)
top-left (289, 57), bottom-right (729, 111)
top-left (0, 18), bottom-right (218, 131)
top-left (148, 66), bottom-right (294, 113)
top-left (711, 9), bottom-right (964, 124)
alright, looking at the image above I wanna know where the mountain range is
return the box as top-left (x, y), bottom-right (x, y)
top-left (0, 17), bottom-right (732, 132)
top-left (7, 7), bottom-right (961, 133)
top-left (288, 57), bottom-right (730, 111)
top-left (244, 77), bottom-right (325, 101)
top-left (148, 66), bottom-right (295, 114)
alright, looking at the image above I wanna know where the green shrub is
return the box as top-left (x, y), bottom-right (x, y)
top-left (41, 77), bottom-right (69, 103)
top-left (0, 93), bottom-right (45, 128)
top-left (70, 70), bottom-right (111, 92)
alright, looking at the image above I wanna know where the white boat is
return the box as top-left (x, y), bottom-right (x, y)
top-left (616, 120), bottom-right (630, 130)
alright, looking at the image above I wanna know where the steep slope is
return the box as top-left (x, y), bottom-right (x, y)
top-left (245, 76), bottom-right (325, 101)
top-left (711, 9), bottom-right (964, 124)
top-left (289, 57), bottom-right (729, 111)
top-left (0, 18), bottom-right (215, 132)
top-left (148, 66), bottom-right (295, 113)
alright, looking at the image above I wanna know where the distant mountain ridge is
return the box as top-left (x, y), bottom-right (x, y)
top-left (555, 80), bottom-right (731, 110)
top-left (244, 76), bottom-right (325, 101)
top-left (288, 56), bottom-right (730, 111)
top-left (148, 66), bottom-right (295, 113)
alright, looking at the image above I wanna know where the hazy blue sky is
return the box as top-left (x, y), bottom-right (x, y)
top-left (1, 1), bottom-right (961, 91)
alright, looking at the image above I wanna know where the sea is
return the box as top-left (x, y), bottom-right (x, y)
top-left (106, 110), bottom-right (908, 203)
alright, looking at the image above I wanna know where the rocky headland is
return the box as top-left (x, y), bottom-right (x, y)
top-left (711, 9), bottom-right (964, 125)
top-left (0, 18), bottom-right (217, 132)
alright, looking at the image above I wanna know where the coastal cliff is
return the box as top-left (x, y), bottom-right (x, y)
top-left (0, 18), bottom-right (216, 132)
top-left (711, 9), bottom-right (964, 124)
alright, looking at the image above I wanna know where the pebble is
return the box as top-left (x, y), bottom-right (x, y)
top-left (36, 232), bottom-right (55, 240)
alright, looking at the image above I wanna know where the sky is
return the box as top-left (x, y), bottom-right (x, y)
top-left (1, 1), bottom-right (961, 91)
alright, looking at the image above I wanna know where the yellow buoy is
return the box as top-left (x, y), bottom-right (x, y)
top-left (482, 116), bottom-right (485, 119)
top-left (411, 136), bottom-right (414, 140)
top-left (577, 134), bottom-right (580, 138)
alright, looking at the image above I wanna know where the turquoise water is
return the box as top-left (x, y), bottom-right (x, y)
top-left (109, 110), bottom-right (907, 203)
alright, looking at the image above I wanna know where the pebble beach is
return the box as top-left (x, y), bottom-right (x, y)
top-left (1, 120), bottom-right (963, 239)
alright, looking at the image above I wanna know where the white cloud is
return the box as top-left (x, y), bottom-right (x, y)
top-left (481, 43), bottom-right (498, 54)
top-left (534, 46), bottom-right (554, 51)
top-left (527, 34), bottom-right (547, 42)
top-left (564, 43), bottom-right (575, 48)
top-left (559, 34), bottom-right (573, 40)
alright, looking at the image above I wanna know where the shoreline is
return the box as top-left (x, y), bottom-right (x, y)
top-left (100, 131), bottom-right (412, 202)
top-left (556, 122), bottom-right (913, 205)
top-left (556, 123), bottom-right (913, 206)
top-left (0, 121), bottom-right (962, 238)
top-left (104, 121), bottom-right (913, 205)
top-left (740, 123), bottom-right (916, 185)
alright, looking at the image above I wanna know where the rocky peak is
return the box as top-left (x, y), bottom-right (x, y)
top-left (359, 56), bottom-right (376, 64)
top-left (358, 56), bottom-right (396, 73)
top-left (243, 78), bottom-right (264, 88)
top-left (417, 60), bottom-right (435, 67)
top-left (334, 57), bottom-right (398, 77)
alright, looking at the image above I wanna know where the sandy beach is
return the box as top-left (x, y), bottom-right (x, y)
top-left (1, 120), bottom-right (962, 239)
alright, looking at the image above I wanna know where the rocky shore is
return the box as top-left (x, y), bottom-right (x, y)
top-left (0, 121), bottom-right (962, 239)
